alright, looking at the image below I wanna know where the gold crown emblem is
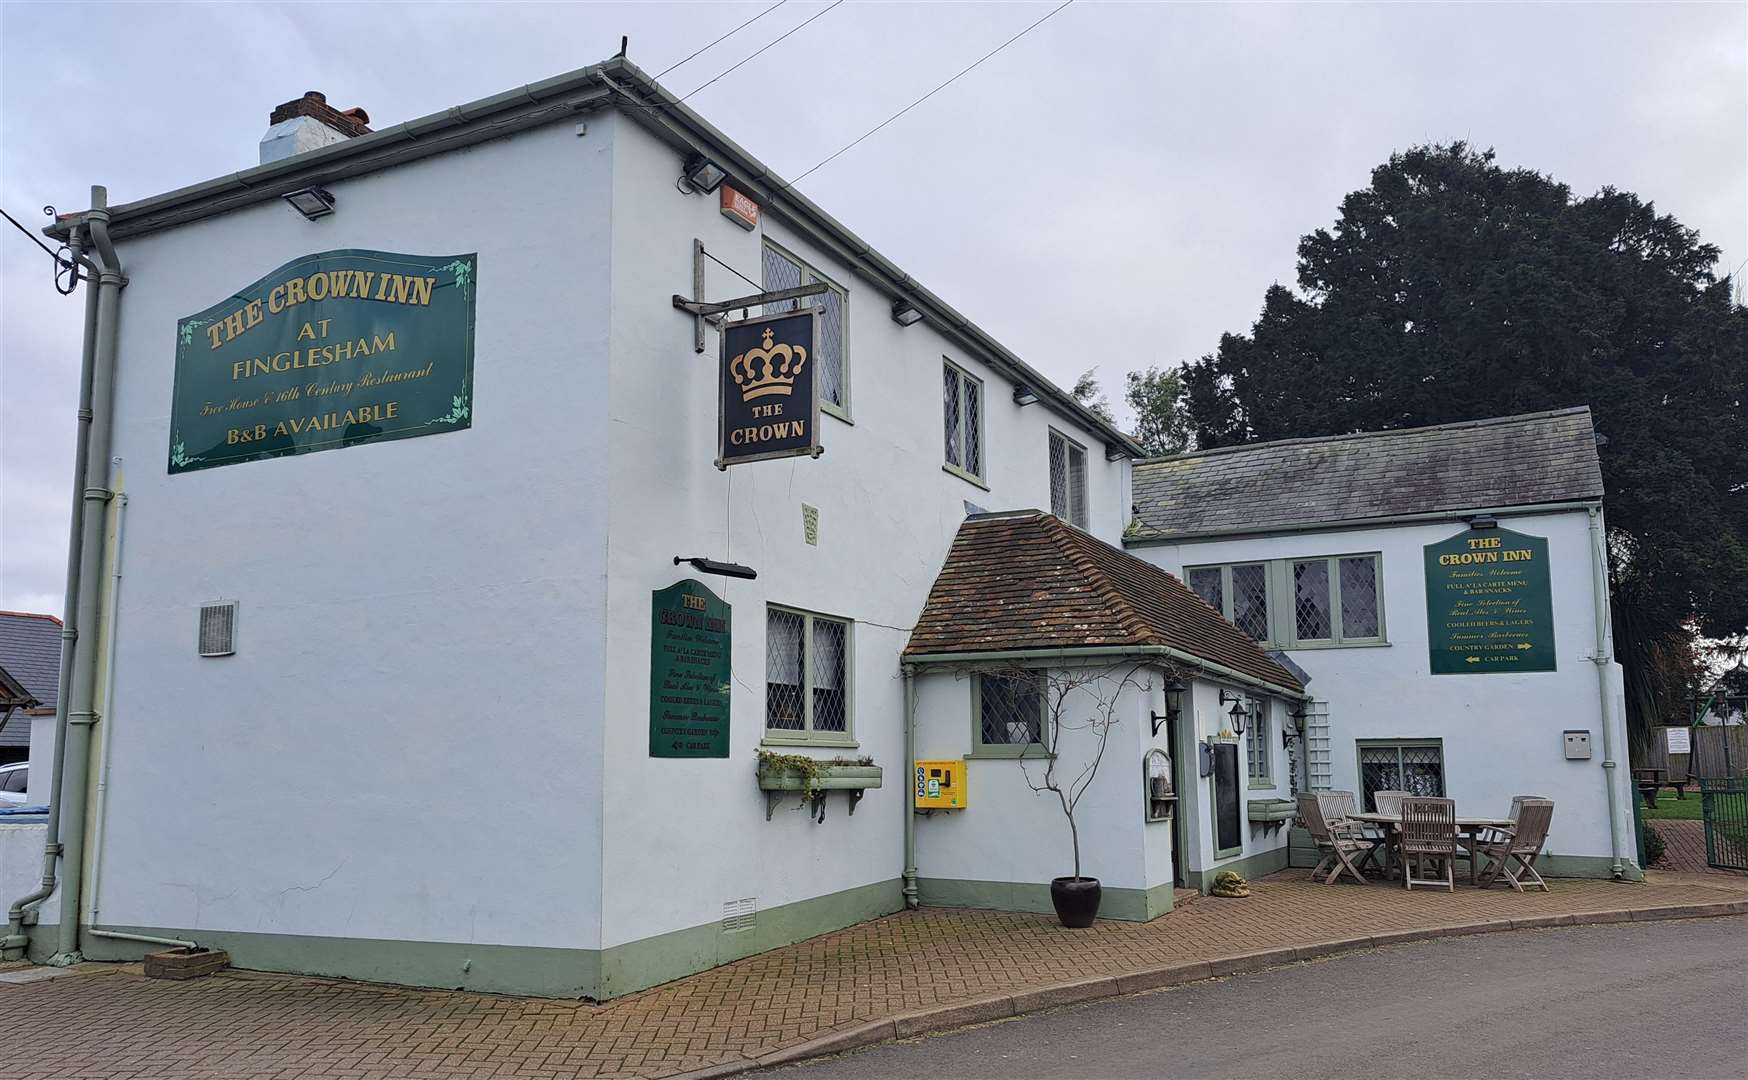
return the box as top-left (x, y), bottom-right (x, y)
top-left (730, 328), bottom-right (808, 401)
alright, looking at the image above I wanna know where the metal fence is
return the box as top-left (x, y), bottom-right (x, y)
top-left (1700, 779), bottom-right (1748, 872)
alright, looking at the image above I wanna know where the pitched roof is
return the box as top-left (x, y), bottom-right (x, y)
top-left (904, 512), bottom-right (1304, 694)
top-left (1128, 408), bottom-right (1604, 543)
top-left (0, 611), bottom-right (62, 748)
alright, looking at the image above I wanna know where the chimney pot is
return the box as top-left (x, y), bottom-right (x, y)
top-left (305, 91), bottom-right (326, 103)
top-left (342, 106), bottom-right (371, 126)
top-left (262, 90), bottom-right (371, 165)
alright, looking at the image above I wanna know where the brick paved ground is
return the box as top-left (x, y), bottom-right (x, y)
top-left (1652, 818), bottom-right (1748, 875)
top-left (2, 871), bottom-right (1744, 1080)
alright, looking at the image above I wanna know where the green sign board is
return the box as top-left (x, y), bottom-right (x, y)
top-left (1424, 527), bottom-right (1556, 674)
top-left (649, 579), bottom-right (732, 758)
top-left (169, 249), bottom-right (476, 473)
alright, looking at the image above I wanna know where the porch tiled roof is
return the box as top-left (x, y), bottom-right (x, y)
top-left (1129, 407), bottom-right (1604, 543)
top-left (903, 511), bottom-right (1303, 693)
top-left (0, 611), bottom-right (61, 747)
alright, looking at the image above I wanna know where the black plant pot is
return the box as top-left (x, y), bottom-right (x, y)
top-left (1050, 876), bottom-right (1102, 928)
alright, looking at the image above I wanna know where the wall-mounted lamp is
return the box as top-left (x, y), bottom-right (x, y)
top-left (1467, 514), bottom-right (1499, 530)
top-left (890, 299), bottom-right (924, 327)
top-left (1219, 689), bottom-right (1247, 735)
top-left (282, 186), bottom-right (336, 220)
top-left (1284, 701), bottom-right (1308, 748)
top-left (1104, 443), bottom-right (1128, 462)
top-left (1012, 385), bottom-right (1039, 407)
top-left (673, 555), bottom-right (756, 580)
top-left (680, 154), bottom-right (727, 194)
top-left (1151, 677), bottom-right (1188, 737)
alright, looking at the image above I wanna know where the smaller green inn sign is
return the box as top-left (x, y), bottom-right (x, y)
top-left (1424, 526), bottom-right (1556, 674)
top-left (169, 249), bottom-right (476, 473)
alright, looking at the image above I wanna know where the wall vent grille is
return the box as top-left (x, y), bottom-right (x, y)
top-left (198, 602), bottom-right (237, 657)
top-left (721, 898), bottom-right (756, 934)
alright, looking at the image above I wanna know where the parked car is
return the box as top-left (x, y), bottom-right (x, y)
top-left (0, 763), bottom-right (28, 806)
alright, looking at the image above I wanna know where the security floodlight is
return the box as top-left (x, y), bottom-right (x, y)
top-left (890, 299), bottom-right (924, 327)
top-left (681, 155), bottom-right (727, 194)
top-left (1012, 385), bottom-right (1039, 407)
top-left (282, 186), bottom-right (336, 220)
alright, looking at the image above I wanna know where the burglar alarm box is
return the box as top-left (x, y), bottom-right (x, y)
top-left (914, 759), bottom-right (966, 809)
top-left (1562, 730), bottom-right (1592, 760)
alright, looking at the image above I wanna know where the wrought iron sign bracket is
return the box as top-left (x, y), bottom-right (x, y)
top-left (675, 239), bottom-right (828, 352)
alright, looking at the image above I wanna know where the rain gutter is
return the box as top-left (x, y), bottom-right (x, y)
top-left (1124, 500), bottom-right (1601, 548)
top-left (902, 645), bottom-right (1310, 701)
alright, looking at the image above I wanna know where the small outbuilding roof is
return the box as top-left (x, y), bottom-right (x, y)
top-left (904, 511), bottom-right (1304, 695)
top-left (1128, 407), bottom-right (1604, 544)
top-left (0, 611), bottom-right (62, 748)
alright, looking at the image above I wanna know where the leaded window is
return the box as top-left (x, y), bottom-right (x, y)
top-left (975, 672), bottom-right (1045, 756)
top-left (1293, 559), bottom-right (1333, 641)
top-left (1359, 741), bottom-right (1444, 809)
top-left (1183, 553), bottom-right (1384, 648)
top-left (761, 241), bottom-right (848, 417)
top-left (765, 606), bottom-right (853, 743)
top-left (1245, 701), bottom-right (1272, 784)
top-left (1048, 430), bottom-right (1088, 529)
top-left (942, 360), bottom-right (984, 482)
top-left (1185, 563), bottom-right (1273, 647)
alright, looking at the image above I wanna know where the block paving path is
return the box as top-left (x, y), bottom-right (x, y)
top-left (1652, 818), bottom-right (1748, 876)
top-left (3, 872), bottom-right (1745, 1079)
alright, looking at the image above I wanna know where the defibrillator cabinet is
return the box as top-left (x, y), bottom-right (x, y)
top-left (914, 759), bottom-right (966, 810)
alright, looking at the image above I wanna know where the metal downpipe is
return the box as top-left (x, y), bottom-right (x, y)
top-left (901, 664), bottom-right (918, 910)
top-left (1587, 506), bottom-right (1626, 879)
top-left (52, 196), bottom-right (124, 961)
top-left (2, 208), bottom-right (102, 961)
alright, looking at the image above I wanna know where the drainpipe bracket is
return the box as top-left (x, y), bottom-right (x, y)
top-left (81, 487), bottom-right (114, 504)
top-left (67, 711), bottom-right (100, 727)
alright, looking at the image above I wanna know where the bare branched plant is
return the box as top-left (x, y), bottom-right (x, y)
top-left (968, 661), bottom-right (1156, 880)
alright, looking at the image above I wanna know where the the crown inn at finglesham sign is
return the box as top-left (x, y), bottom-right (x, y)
top-left (1424, 527), bottom-right (1556, 675)
top-left (717, 310), bottom-right (821, 468)
top-left (169, 250), bottom-right (477, 473)
top-left (649, 580), bottom-right (731, 759)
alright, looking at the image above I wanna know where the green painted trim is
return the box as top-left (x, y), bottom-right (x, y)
top-left (917, 877), bottom-right (1172, 922)
top-left (1537, 854), bottom-right (1644, 881)
top-left (942, 462), bottom-right (989, 491)
top-left (760, 735), bottom-right (860, 750)
top-left (600, 878), bottom-right (902, 998)
top-left (1182, 844), bottom-right (1290, 894)
top-left (1122, 499), bottom-right (1600, 548)
top-left (971, 671), bottom-right (1048, 757)
top-left (78, 924), bottom-right (602, 998)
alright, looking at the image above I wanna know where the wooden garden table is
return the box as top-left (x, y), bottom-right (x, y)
top-left (1348, 812), bottom-right (1517, 885)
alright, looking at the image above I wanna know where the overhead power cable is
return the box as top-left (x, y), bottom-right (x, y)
top-left (656, 0), bottom-right (790, 79)
top-left (628, 0), bottom-right (845, 109)
top-left (1, 205), bottom-right (60, 261)
top-left (2, 204), bottom-right (80, 294)
top-left (781, 0), bottom-right (1074, 189)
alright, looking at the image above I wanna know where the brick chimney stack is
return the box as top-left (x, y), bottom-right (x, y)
top-left (260, 91), bottom-right (372, 165)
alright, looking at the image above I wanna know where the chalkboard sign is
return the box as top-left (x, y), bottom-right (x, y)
top-left (649, 580), bottom-right (731, 758)
top-left (1424, 527), bottom-right (1556, 675)
top-left (1212, 741), bottom-right (1242, 855)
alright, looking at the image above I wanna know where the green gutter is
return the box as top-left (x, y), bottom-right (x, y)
top-left (903, 645), bottom-right (1308, 701)
top-left (1124, 500), bottom-right (1601, 548)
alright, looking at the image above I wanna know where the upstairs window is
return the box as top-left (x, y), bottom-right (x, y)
top-left (1188, 563), bottom-right (1272, 645)
top-left (1048, 430), bottom-right (1088, 529)
top-left (762, 242), bottom-right (848, 418)
top-left (942, 360), bottom-right (984, 483)
top-left (1184, 553), bottom-right (1384, 648)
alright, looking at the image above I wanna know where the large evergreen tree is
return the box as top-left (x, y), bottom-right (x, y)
top-left (1180, 144), bottom-right (1747, 737)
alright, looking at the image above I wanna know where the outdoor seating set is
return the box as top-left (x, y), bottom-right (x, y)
top-left (1298, 790), bottom-right (1554, 892)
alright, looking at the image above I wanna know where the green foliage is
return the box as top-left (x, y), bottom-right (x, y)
top-left (1072, 368), bottom-right (1115, 424)
top-left (754, 749), bottom-right (874, 806)
top-left (1178, 143), bottom-right (1747, 734)
top-left (1643, 822), bottom-right (1666, 866)
top-left (1124, 364), bottom-right (1188, 457)
top-left (1643, 791), bottom-right (1703, 820)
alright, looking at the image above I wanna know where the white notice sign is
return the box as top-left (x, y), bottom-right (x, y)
top-left (1665, 726), bottom-right (1691, 755)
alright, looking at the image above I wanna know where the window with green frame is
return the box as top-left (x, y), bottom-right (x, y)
top-left (1245, 701), bottom-right (1272, 785)
top-left (1185, 553), bottom-right (1385, 648)
top-left (762, 241), bottom-right (849, 419)
top-left (942, 359), bottom-right (984, 484)
top-left (764, 605), bottom-right (853, 745)
top-left (972, 671), bottom-right (1046, 757)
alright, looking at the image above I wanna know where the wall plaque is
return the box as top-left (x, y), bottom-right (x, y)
top-left (717, 309), bottom-right (821, 468)
top-left (1424, 527), bottom-right (1556, 674)
top-left (649, 579), bottom-right (731, 758)
top-left (169, 249), bottom-right (476, 473)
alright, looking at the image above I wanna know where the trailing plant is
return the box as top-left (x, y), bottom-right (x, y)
top-left (754, 749), bottom-right (876, 806)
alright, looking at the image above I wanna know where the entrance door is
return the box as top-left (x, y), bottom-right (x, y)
top-left (1211, 741), bottom-right (1242, 858)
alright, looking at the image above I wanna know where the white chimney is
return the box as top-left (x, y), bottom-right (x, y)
top-left (260, 91), bottom-right (371, 165)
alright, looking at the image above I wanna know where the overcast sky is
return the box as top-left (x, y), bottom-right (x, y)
top-left (1, 1), bottom-right (1743, 616)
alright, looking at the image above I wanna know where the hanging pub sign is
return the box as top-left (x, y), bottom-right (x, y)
top-left (649, 579), bottom-right (732, 758)
top-left (168, 249), bottom-right (476, 474)
top-left (717, 309), bottom-right (822, 469)
top-left (1424, 527), bottom-right (1556, 674)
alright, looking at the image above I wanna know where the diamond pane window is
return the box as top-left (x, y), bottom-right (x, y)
top-left (762, 242), bottom-right (847, 414)
top-left (1293, 559), bottom-right (1332, 640)
top-left (1359, 742), bottom-right (1444, 809)
top-left (766, 606), bottom-right (853, 742)
top-left (1246, 703), bottom-right (1271, 783)
top-left (766, 609), bottom-right (805, 731)
top-left (978, 673), bottom-right (1043, 749)
top-left (1187, 567), bottom-right (1224, 612)
top-left (942, 361), bottom-right (983, 480)
top-left (1340, 556), bottom-right (1380, 639)
top-left (1231, 564), bottom-right (1270, 642)
top-left (1048, 430), bottom-right (1088, 528)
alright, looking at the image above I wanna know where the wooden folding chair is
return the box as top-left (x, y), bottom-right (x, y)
top-left (1477, 798), bottom-right (1554, 892)
top-left (1400, 797), bottom-right (1457, 891)
top-left (1373, 790), bottom-right (1410, 817)
top-left (1298, 793), bottom-right (1378, 885)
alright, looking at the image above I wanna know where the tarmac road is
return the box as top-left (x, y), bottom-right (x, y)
top-left (762, 917), bottom-right (1748, 1080)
